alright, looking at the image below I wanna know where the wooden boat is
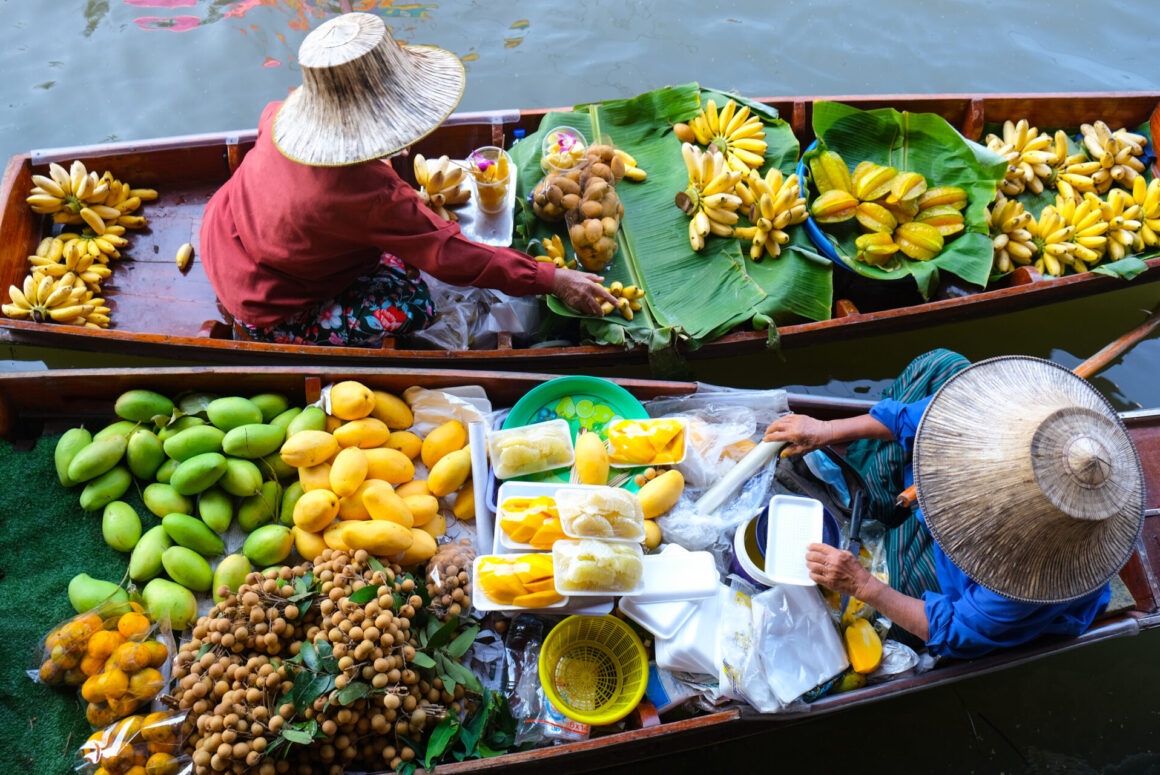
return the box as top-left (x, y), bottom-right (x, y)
top-left (2, 365), bottom-right (1158, 773)
top-left (2, 92), bottom-right (1160, 369)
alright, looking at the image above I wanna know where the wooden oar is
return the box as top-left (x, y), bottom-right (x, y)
top-left (895, 300), bottom-right (1160, 509)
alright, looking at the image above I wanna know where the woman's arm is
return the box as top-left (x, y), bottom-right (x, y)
top-left (763, 413), bottom-right (894, 457)
top-left (805, 542), bottom-right (930, 641)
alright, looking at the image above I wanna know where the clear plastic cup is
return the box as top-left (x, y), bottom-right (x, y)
top-left (467, 146), bottom-right (512, 214)
top-left (540, 126), bottom-right (588, 174)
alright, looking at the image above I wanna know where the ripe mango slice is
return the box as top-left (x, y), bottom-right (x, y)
top-left (513, 589), bottom-right (564, 608)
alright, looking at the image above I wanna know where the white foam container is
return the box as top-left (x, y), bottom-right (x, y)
top-left (624, 547), bottom-right (717, 604)
top-left (653, 582), bottom-right (728, 675)
top-left (606, 418), bottom-right (688, 468)
top-left (470, 554), bottom-right (615, 615)
top-left (556, 485), bottom-right (646, 543)
top-left (552, 538), bottom-right (645, 596)
top-left (494, 481), bottom-right (603, 552)
top-left (619, 545), bottom-right (710, 639)
top-left (764, 494), bottom-right (824, 586)
top-left (487, 418), bottom-right (574, 480)
top-left (471, 554), bottom-right (569, 613)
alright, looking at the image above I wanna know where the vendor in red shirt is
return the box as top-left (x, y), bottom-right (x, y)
top-left (201, 12), bottom-right (613, 346)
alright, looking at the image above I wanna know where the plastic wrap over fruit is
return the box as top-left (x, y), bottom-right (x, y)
top-left (487, 419), bottom-right (574, 479)
top-left (552, 538), bottom-right (643, 593)
top-left (554, 487), bottom-right (645, 541)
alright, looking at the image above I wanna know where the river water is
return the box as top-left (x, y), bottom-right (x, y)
top-left (3, 1), bottom-right (1160, 771)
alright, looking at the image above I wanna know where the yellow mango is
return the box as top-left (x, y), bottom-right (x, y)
top-left (364, 447), bottom-right (414, 485)
top-left (370, 390), bottom-right (414, 430)
top-left (845, 618), bottom-right (883, 674)
top-left (427, 447), bottom-right (471, 497)
top-left (362, 482), bottom-right (413, 528)
top-left (338, 478), bottom-right (389, 521)
top-left (394, 479), bottom-right (429, 499)
top-left (325, 415), bottom-right (343, 433)
top-left (419, 514), bottom-right (446, 538)
top-left (643, 519), bottom-right (662, 550)
top-left (421, 420), bottom-right (466, 469)
top-left (513, 589), bottom-right (564, 608)
top-left (297, 462), bottom-right (332, 492)
top-left (452, 481), bottom-right (475, 521)
top-left (403, 494), bottom-right (439, 527)
top-left (500, 516), bottom-right (536, 545)
top-left (393, 528), bottom-right (437, 566)
top-left (523, 577), bottom-right (557, 593)
top-left (329, 381), bottom-right (375, 420)
top-left (386, 430), bottom-right (422, 460)
top-left (529, 517), bottom-right (566, 549)
top-left (280, 430), bottom-right (338, 468)
top-left (637, 469), bottom-right (685, 519)
top-left (574, 431), bottom-right (609, 485)
top-left (292, 488), bottom-right (339, 533)
top-left (291, 526), bottom-right (327, 561)
top-left (342, 520), bottom-right (413, 556)
top-left (323, 520), bottom-right (358, 551)
top-left (333, 417), bottom-right (391, 449)
top-left (328, 447), bottom-right (368, 497)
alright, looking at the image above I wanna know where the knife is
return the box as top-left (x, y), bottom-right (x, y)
top-left (839, 487), bottom-right (866, 616)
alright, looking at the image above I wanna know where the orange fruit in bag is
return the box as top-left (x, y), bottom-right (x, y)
top-left (117, 612), bottom-right (151, 641)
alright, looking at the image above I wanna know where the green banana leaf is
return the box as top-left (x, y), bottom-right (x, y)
top-left (510, 83), bottom-right (833, 351)
top-left (804, 101), bottom-right (1009, 300)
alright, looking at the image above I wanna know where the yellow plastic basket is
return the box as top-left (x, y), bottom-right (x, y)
top-left (538, 614), bottom-right (649, 726)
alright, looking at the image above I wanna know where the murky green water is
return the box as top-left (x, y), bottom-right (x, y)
top-left (3, 2), bottom-right (1160, 771)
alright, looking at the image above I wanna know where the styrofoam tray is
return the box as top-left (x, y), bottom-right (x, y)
top-left (552, 538), bottom-right (645, 597)
top-left (494, 481), bottom-right (604, 552)
top-left (471, 554), bottom-right (569, 612)
top-left (618, 545), bottom-right (705, 639)
top-left (624, 547), bottom-right (718, 604)
top-left (764, 494), bottom-right (824, 586)
top-left (606, 417), bottom-right (688, 469)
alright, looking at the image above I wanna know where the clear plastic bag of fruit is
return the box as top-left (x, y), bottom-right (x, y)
top-left (75, 709), bottom-right (192, 775)
top-left (425, 538), bottom-right (476, 619)
top-left (32, 592), bottom-right (176, 727)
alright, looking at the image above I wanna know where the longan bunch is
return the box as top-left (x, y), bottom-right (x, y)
top-left (425, 538), bottom-right (475, 620)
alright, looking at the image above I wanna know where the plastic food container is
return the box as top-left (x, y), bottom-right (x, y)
top-left (553, 538), bottom-right (644, 596)
top-left (763, 494), bottom-right (824, 586)
top-left (540, 125), bottom-right (588, 173)
top-left (556, 486), bottom-right (645, 542)
top-left (471, 554), bottom-right (569, 612)
top-left (606, 418), bottom-right (687, 467)
top-left (495, 481), bottom-right (603, 552)
top-left (619, 545), bottom-right (717, 638)
top-left (488, 418), bottom-right (575, 480)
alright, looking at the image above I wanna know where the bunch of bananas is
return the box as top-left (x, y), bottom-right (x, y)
top-left (675, 144), bottom-right (744, 251)
top-left (1055, 194), bottom-right (1108, 271)
top-left (984, 120), bottom-right (1061, 196)
top-left (598, 281), bottom-right (645, 321)
top-left (732, 168), bottom-right (807, 261)
top-left (413, 154), bottom-right (470, 221)
top-left (1098, 188), bottom-right (1143, 263)
top-left (612, 148), bottom-right (648, 182)
top-left (1026, 205), bottom-right (1077, 277)
top-left (808, 149), bottom-right (967, 264)
top-left (1128, 176), bottom-right (1160, 250)
top-left (2, 270), bottom-right (108, 327)
top-left (985, 193), bottom-right (1036, 274)
top-left (533, 234), bottom-right (576, 269)
top-left (26, 160), bottom-right (155, 227)
top-left (673, 98), bottom-right (767, 174)
top-left (1079, 121), bottom-right (1148, 191)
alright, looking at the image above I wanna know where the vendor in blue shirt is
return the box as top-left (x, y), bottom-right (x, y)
top-left (764, 355), bottom-right (1144, 661)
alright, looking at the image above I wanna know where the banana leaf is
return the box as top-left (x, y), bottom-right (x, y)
top-left (510, 83), bottom-right (833, 351)
top-left (803, 101), bottom-right (1009, 300)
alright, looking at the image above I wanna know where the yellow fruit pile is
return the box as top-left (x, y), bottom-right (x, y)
top-left (477, 553), bottom-right (563, 608)
top-left (607, 418), bottom-right (685, 466)
top-left (413, 154), bottom-right (469, 221)
top-left (79, 711), bottom-right (184, 775)
top-left (732, 168), bottom-right (809, 261)
top-left (674, 97), bottom-right (769, 175)
top-left (533, 234), bottom-right (576, 269)
top-left (498, 496), bottom-right (567, 549)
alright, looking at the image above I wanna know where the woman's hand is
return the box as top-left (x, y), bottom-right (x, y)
top-left (804, 542), bottom-right (873, 598)
top-left (552, 267), bottom-right (618, 317)
top-left (763, 413), bottom-right (832, 456)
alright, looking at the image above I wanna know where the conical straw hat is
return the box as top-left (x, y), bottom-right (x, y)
top-left (914, 356), bottom-right (1143, 603)
top-left (273, 13), bottom-right (465, 166)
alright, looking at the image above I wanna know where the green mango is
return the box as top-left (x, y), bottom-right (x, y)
top-left (79, 464), bottom-right (132, 511)
top-left (260, 450), bottom-right (297, 481)
top-left (219, 458), bottom-right (263, 497)
top-left (212, 554), bottom-right (253, 603)
top-left (243, 524), bottom-right (293, 567)
top-left (93, 420), bottom-right (139, 442)
top-left (156, 414), bottom-right (204, 443)
top-left (155, 457), bottom-right (180, 484)
top-left (162, 513), bottom-right (225, 556)
top-left (162, 425), bottom-right (225, 462)
top-left (238, 480), bottom-right (281, 532)
top-left (162, 546), bottom-right (213, 591)
top-left (114, 389), bottom-right (174, 424)
top-left (126, 428), bottom-right (166, 480)
top-left (67, 435), bottom-right (128, 484)
top-left (68, 573), bottom-right (129, 615)
top-left (286, 405), bottom-right (327, 436)
top-left (206, 396), bottom-right (263, 432)
top-left (129, 524), bottom-right (172, 581)
top-left (250, 393), bottom-right (291, 423)
top-left (222, 423), bottom-right (285, 459)
top-left (142, 482), bottom-right (194, 518)
top-left (170, 452), bottom-right (228, 496)
top-left (198, 486), bottom-right (234, 533)
top-left (269, 407), bottom-right (302, 432)
top-left (280, 480), bottom-right (305, 526)
top-left (54, 427), bottom-right (92, 488)
top-left (102, 501), bottom-right (142, 552)
top-left (142, 578), bottom-right (197, 630)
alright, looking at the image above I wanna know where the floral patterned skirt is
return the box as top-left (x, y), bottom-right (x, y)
top-left (242, 255), bottom-right (435, 347)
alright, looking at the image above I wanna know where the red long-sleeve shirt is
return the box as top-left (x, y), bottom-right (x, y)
top-left (201, 101), bottom-right (555, 327)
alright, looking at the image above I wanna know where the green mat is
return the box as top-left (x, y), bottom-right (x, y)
top-left (0, 432), bottom-right (159, 775)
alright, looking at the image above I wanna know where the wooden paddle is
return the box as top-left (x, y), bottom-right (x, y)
top-left (895, 300), bottom-right (1160, 509)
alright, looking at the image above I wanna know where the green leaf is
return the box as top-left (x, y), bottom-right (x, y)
top-left (426, 616), bottom-right (460, 651)
top-left (397, 762), bottom-right (418, 775)
top-left (334, 682), bottom-right (370, 706)
top-left (424, 715), bottom-right (460, 769)
top-left (290, 672), bottom-right (334, 714)
top-left (349, 585), bottom-right (380, 604)
top-left (366, 555), bottom-right (386, 573)
top-left (195, 643), bottom-right (212, 659)
top-left (280, 728), bottom-right (314, 745)
top-left (804, 101), bottom-right (1008, 297)
top-left (299, 641), bottom-right (319, 672)
top-left (441, 656), bottom-right (484, 694)
top-left (445, 625), bottom-right (479, 659)
top-left (1092, 255), bottom-right (1150, 280)
top-left (410, 651), bottom-right (436, 669)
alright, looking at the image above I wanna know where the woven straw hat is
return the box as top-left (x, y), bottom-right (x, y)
top-left (914, 356), bottom-right (1144, 604)
top-left (273, 13), bottom-right (464, 166)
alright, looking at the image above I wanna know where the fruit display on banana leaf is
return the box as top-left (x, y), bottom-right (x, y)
top-left (979, 117), bottom-right (1158, 280)
top-left (11, 160), bottom-right (158, 328)
top-left (801, 101), bottom-right (1007, 300)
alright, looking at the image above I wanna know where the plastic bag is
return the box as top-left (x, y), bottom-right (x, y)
top-left (674, 407), bottom-right (758, 489)
top-left (425, 538), bottom-right (476, 619)
top-left (503, 615), bottom-right (589, 745)
top-left (657, 461), bottom-right (777, 554)
top-left (410, 271), bottom-right (543, 352)
top-left (33, 594), bottom-right (175, 727)
top-left (75, 710), bottom-right (190, 775)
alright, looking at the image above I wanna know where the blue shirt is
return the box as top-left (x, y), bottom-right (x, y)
top-left (869, 397), bottom-right (1111, 659)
